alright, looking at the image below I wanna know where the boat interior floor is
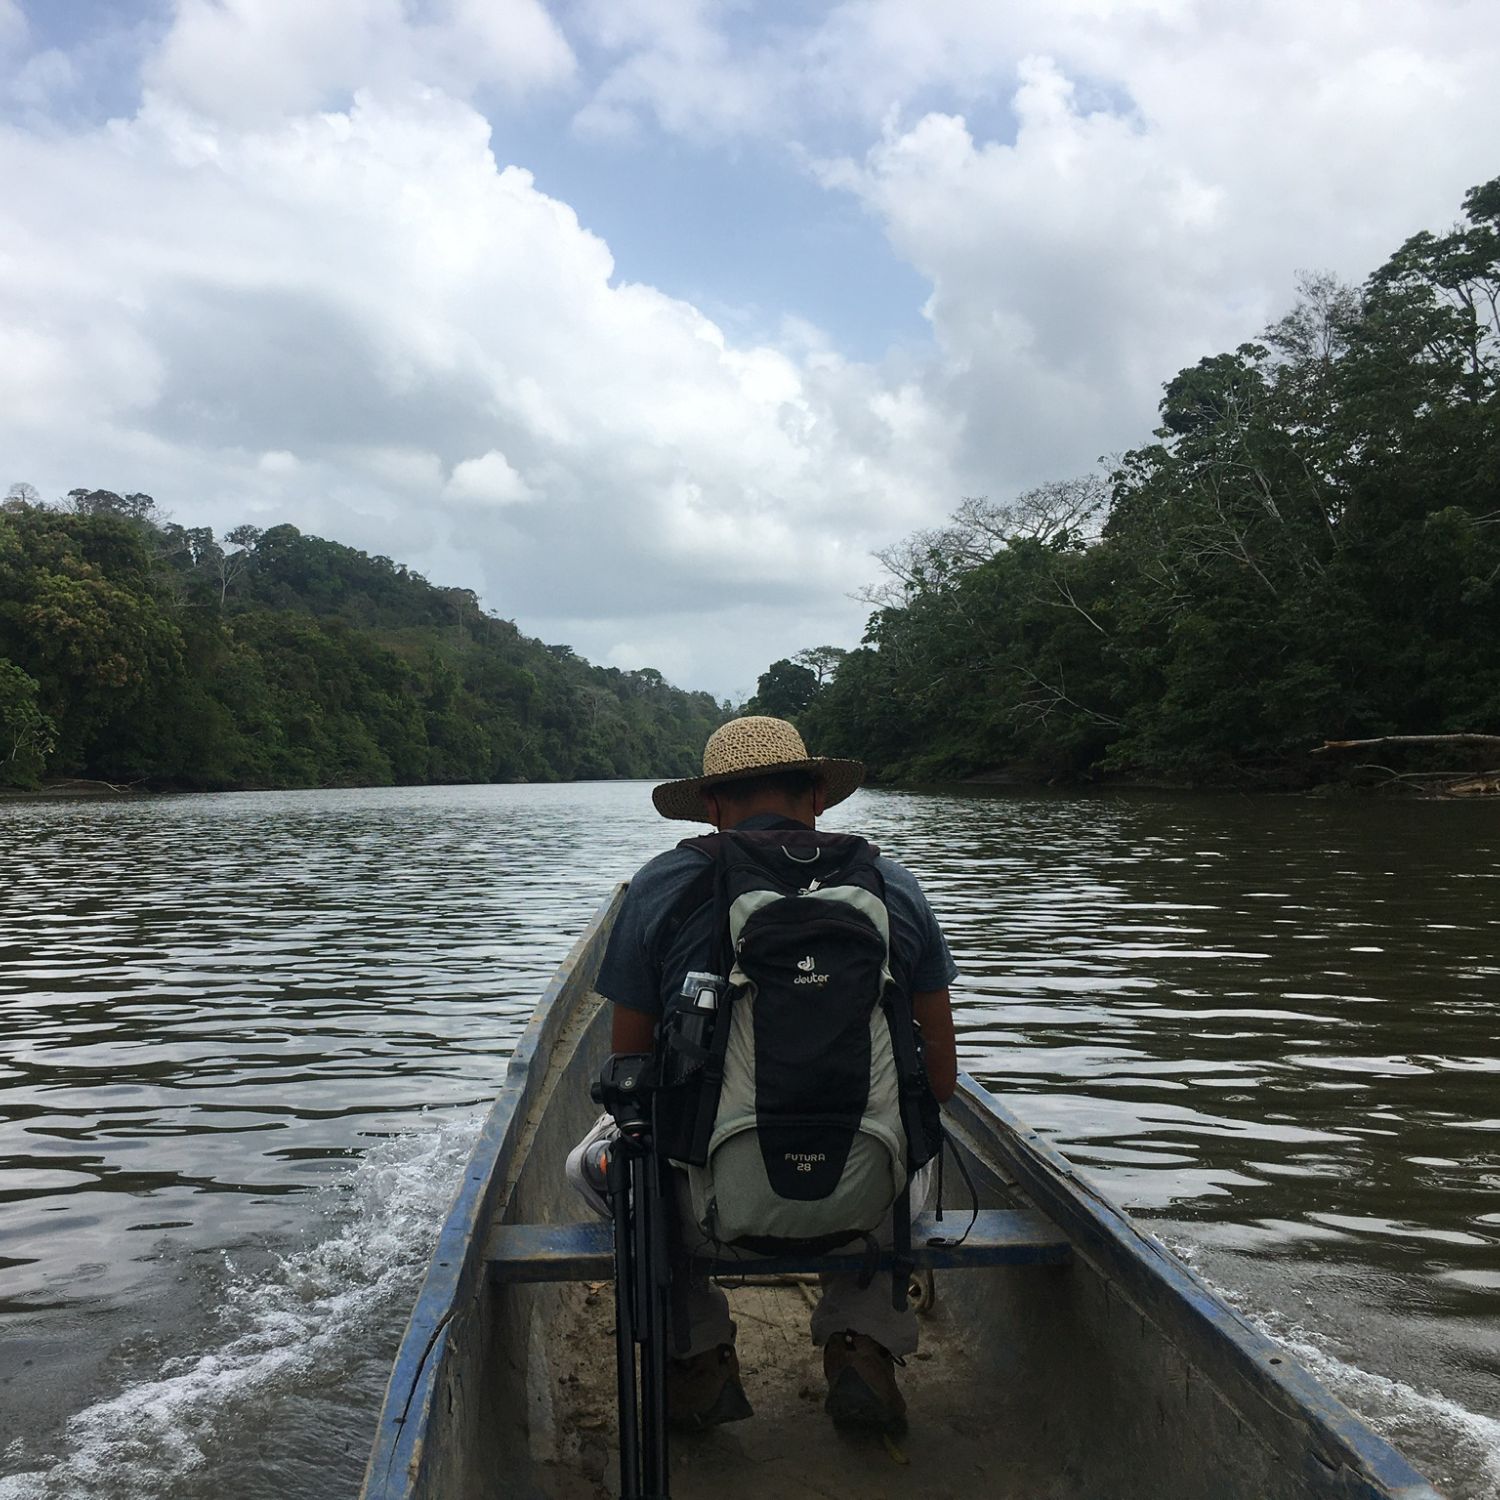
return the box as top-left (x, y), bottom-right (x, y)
top-left (532, 1274), bottom-right (1065, 1500)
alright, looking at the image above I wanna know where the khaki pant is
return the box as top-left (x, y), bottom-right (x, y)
top-left (670, 1161), bottom-right (934, 1359)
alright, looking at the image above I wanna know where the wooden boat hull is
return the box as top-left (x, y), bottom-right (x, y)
top-left (363, 887), bottom-right (1442, 1500)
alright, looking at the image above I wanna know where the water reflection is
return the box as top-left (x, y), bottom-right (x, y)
top-left (1, 782), bottom-right (1497, 1498)
top-left (849, 790), bottom-right (1499, 1238)
top-left (847, 787), bottom-right (1500, 1499)
top-left (0, 785), bottom-right (673, 1322)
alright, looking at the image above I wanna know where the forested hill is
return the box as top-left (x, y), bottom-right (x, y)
top-left (0, 499), bottom-right (726, 791)
top-left (755, 175), bottom-right (1500, 791)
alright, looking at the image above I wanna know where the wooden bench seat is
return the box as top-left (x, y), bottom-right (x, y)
top-left (485, 1209), bottom-right (1072, 1285)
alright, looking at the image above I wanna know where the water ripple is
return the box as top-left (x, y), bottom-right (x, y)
top-left (2, 782), bottom-right (1497, 1497)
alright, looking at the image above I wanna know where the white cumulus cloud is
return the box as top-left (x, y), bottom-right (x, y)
top-left (0, 84), bottom-right (957, 689)
top-left (565, 0), bottom-right (1500, 509)
top-left (445, 450), bottom-right (532, 506)
top-left (6, 0), bottom-right (1500, 694)
top-left (814, 6), bottom-right (1500, 492)
top-left (145, 0), bottom-right (576, 123)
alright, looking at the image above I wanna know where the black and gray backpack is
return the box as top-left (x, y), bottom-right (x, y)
top-left (654, 827), bottom-right (941, 1257)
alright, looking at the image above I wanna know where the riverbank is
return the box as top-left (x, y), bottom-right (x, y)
top-left (0, 772), bottom-right (596, 800)
top-left (0, 778), bottom-right (152, 798)
top-left (948, 759), bottom-right (1500, 798)
top-left (7, 755), bottom-right (1497, 802)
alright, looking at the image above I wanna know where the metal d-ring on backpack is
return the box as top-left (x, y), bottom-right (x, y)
top-left (653, 828), bottom-right (942, 1295)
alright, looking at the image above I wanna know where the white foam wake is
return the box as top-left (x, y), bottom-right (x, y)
top-left (1264, 1320), bottom-right (1500, 1500)
top-left (0, 1111), bottom-right (482, 1500)
top-left (1160, 1238), bottom-right (1500, 1500)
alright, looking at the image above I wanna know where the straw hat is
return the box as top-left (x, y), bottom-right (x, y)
top-left (652, 716), bottom-right (865, 822)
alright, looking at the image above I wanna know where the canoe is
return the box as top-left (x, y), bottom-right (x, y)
top-left (362, 886), bottom-right (1442, 1500)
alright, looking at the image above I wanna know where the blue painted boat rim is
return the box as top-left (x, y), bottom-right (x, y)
top-left (361, 885), bottom-right (626, 1500)
top-left (950, 1081), bottom-right (1444, 1500)
top-left (363, 884), bottom-right (1443, 1500)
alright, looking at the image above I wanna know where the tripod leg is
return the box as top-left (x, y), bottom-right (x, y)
top-left (637, 1149), bottom-right (672, 1497)
top-left (608, 1145), bottom-right (640, 1500)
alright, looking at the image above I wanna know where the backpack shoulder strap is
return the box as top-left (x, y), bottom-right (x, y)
top-left (664, 833), bottom-right (730, 976)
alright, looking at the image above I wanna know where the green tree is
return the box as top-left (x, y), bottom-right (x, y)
top-left (0, 660), bottom-right (56, 786)
top-left (748, 658), bottom-right (819, 718)
top-left (792, 646), bottom-right (847, 686)
top-left (0, 495), bottom-right (728, 790)
top-left (786, 176), bottom-right (1500, 788)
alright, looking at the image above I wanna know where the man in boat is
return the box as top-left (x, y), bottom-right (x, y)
top-left (594, 715), bottom-right (959, 1434)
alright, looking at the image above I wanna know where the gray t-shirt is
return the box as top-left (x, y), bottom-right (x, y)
top-left (596, 813), bottom-right (959, 1018)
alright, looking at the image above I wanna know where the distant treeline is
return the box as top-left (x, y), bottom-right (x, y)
top-left (753, 176), bottom-right (1500, 789)
top-left (0, 496), bottom-right (725, 790)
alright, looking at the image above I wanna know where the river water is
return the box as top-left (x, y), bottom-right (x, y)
top-left (0, 782), bottom-right (1496, 1498)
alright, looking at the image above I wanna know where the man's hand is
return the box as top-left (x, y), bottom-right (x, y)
top-left (912, 988), bottom-right (957, 1102)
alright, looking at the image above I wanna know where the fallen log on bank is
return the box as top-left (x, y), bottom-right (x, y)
top-left (1445, 773), bottom-right (1500, 796)
top-left (1313, 734), bottom-right (1500, 754)
top-left (1313, 735), bottom-right (1500, 796)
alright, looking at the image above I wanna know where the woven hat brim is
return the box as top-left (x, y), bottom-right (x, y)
top-left (652, 756), bottom-right (865, 822)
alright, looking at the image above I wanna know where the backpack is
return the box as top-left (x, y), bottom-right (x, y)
top-left (653, 827), bottom-right (942, 1256)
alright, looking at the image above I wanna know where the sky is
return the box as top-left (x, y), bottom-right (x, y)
top-left (3, 2), bottom-right (1500, 701)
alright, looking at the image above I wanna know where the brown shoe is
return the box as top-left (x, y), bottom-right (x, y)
top-left (667, 1337), bottom-right (753, 1431)
top-left (823, 1331), bottom-right (907, 1433)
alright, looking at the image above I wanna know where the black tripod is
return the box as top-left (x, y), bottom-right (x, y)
top-left (594, 1054), bottom-right (673, 1500)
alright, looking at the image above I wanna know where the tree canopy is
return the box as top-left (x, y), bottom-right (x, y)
top-left (0, 492), bottom-right (725, 790)
top-left (775, 177), bottom-right (1500, 789)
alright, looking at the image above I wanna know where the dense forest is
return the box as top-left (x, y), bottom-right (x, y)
top-left (0, 495), bottom-right (725, 790)
top-left (753, 177), bottom-right (1500, 790)
top-left (7, 179), bottom-right (1497, 797)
